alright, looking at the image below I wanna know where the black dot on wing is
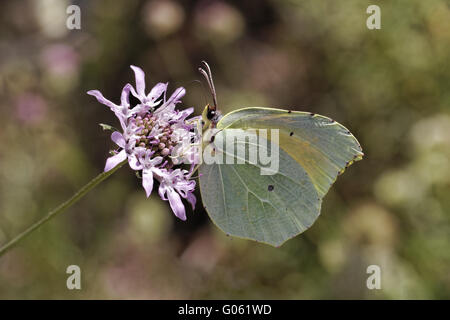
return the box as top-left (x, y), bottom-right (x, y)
top-left (289, 132), bottom-right (294, 136)
top-left (268, 185), bottom-right (274, 191)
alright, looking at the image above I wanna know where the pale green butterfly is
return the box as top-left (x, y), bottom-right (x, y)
top-left (195, 61), bottom-right (363, 247)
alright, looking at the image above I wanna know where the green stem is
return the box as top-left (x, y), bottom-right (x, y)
top-left (0, 160), bottom-right (127, 258)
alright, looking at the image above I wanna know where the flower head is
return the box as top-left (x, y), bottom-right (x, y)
top-left (88, 66), bottom-right (200, 220)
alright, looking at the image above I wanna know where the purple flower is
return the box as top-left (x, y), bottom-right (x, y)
top-left (157, 169), bottom-right (196, 221)
top-left (88, 66), bottom-right (200, 220)
top-left (129, 65), bottom-right (185, 114)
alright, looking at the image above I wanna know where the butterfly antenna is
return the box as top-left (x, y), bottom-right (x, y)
top-left (201, 61), bottom-right (216, 103)
top-left (198, 60), bottom-right (218, 109)
top-left (198, 67), bottom-right (215, 107)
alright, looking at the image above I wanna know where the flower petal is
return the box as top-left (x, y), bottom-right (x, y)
top-left (120, 83), bottom-right (132, 107)
top-left (167, 87), bottom-right (186, 104)
top-left (116, 114), bottom-right (128, 132)
top-left (156, 87), bottom-right (186, 113)
top-left (173, 107), bottom-right (194, 121)
top-left (148, 155), bottom-right (163, 167)
top-left (104, 150), bottom-right (127, 172)
top-left (87, 90), bottom-right (118, 110)
top-left (130, 65), bottom-right (146, 97)
top-left (128, 152), bottom-right (143, 170)
top-left (111, 131), bottom-right (126, 148)
top-left (167, 188), bottom-right (186, 221)
top-left (158, 184), bottom-right (168, 201)
top-left (186, 192), bottom-right (196, 210)
top-left (142, 169), bottom-right (154, 198)
top-left (148, 83), bottom-right (168, 102)
top-left (128, 85), bottom-right (140, 101)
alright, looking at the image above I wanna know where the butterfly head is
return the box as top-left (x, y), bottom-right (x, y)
top-left (202, 103), bottom-right (221, 128)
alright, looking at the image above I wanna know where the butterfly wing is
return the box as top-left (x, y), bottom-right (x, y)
top-left (217, 107), bottom-right (364, 197)
top-left (198, 107), bottom-right (363, 246)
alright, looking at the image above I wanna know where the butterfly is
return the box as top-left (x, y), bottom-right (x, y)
top-left (194, 61), bottom-right (363, 247)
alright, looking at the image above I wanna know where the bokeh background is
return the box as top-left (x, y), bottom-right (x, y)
top-left (0, 0), bottom-right (449, 299)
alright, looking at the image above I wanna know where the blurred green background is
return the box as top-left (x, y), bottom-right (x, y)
top-left (0, 0), bottom-right (449, 299)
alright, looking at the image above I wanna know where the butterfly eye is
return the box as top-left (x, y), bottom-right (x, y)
top-left (207, 108), bottom-right (216, 120)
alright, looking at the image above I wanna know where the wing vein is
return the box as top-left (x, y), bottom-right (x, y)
top-left (217, 164), bottom-right (229, 227)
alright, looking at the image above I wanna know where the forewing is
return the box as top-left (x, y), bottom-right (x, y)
top-left (199, 128), bottom-right (321, 247)
top-left (217, 107), bottom-right (363, 198)
top-left (199, 107), bottom-right (363, 246)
